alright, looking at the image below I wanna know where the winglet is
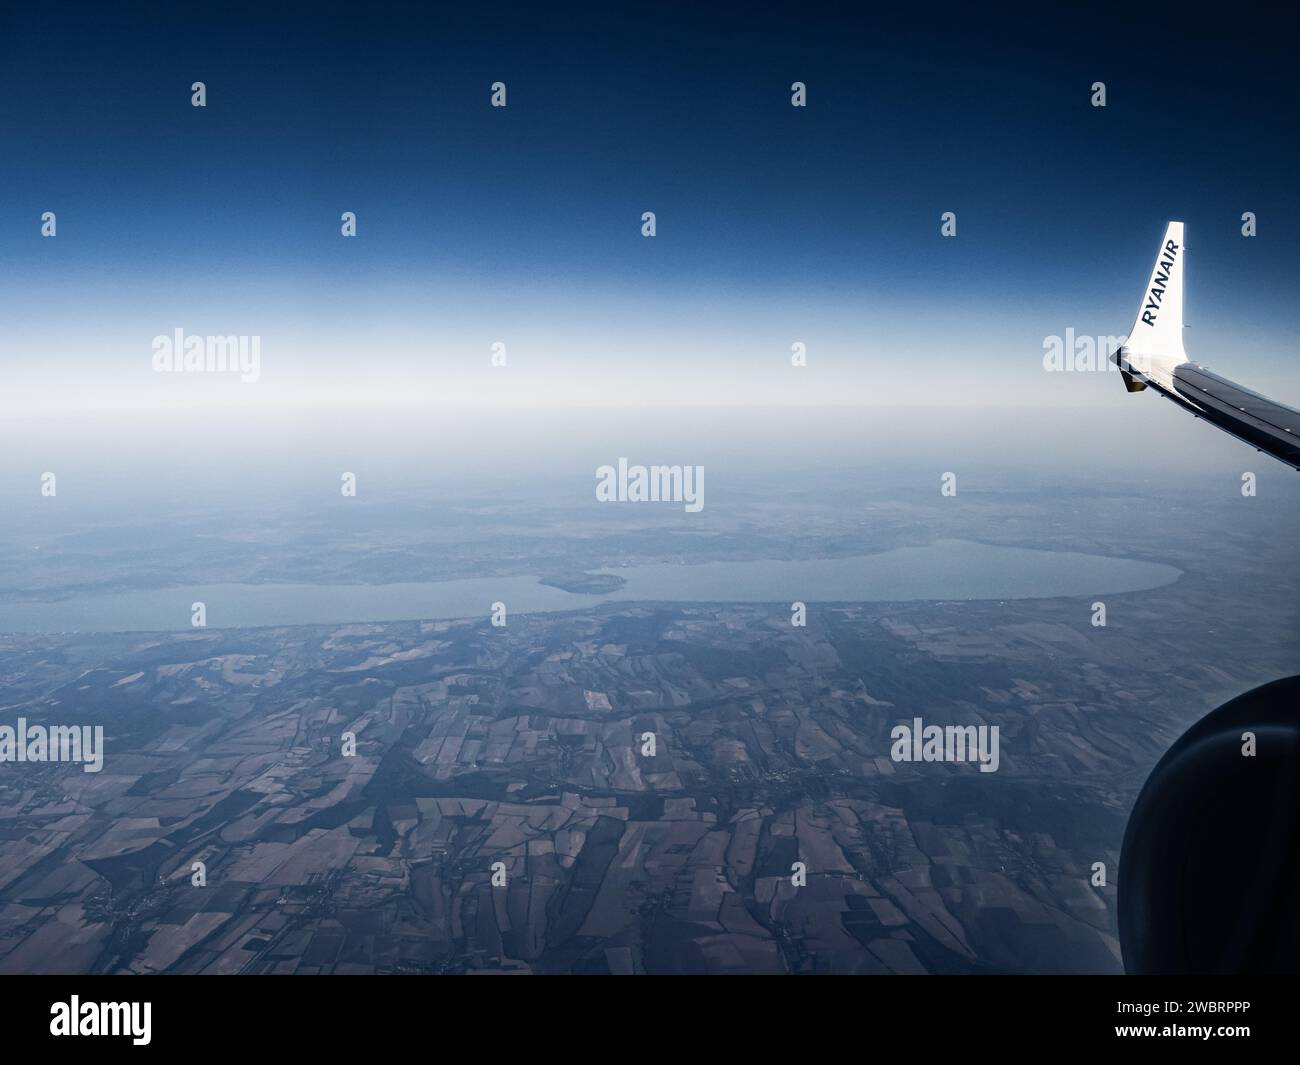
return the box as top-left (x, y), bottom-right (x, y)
top-left (1125, 221), bottom-right (1186, 359)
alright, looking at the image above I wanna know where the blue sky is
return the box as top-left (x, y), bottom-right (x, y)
top-left (2, 2), bottom-right (1298, 414)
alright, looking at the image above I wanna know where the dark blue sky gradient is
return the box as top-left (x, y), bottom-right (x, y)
top-left (2, 2), bottom-right (1297, 409)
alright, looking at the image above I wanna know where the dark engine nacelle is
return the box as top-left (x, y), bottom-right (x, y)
top-left (1119, 675), bottom-right (1300, 973)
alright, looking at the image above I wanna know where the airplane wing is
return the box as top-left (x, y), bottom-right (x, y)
top-left (1111, 221), bottom-right (1300, 470)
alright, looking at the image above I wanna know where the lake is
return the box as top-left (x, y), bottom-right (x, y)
top-left (0, 539), bottom-right (1181, 633)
